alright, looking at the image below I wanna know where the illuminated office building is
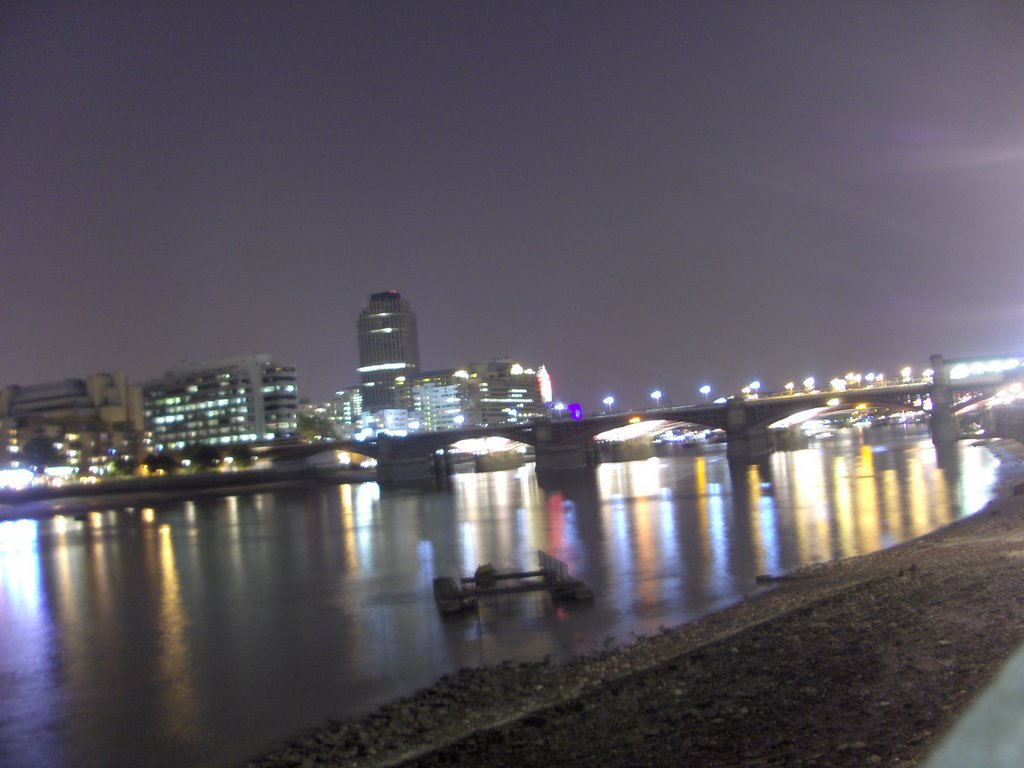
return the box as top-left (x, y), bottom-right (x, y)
top-left (356, 291), bottom-right (420, 410)
top-left (326, 386), bottom-right (364, 439)
top-left (412, 370), bottom-right (474, 432)
top-left (143, 354), bottom-right (298, 450)
top-left (461, 359), bottom-right (549, 425)
top-left (410, 359), bottom-right (549, 430)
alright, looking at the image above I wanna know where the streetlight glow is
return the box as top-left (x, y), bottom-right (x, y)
top-left (650, 390), bottom-right (662, 408)
top-left (602, 395), bottom-right (615, 412)
top-left (699, 384), bottom-right (711, 401)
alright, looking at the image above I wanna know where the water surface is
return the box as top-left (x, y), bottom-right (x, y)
top-left (0, 427), bottom-right (1004, 768)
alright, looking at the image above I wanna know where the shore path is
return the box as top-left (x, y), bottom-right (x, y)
top-left (242, 440), bottom-right (1024, 768)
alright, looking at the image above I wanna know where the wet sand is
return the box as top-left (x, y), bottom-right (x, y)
top-left (240, 439), bottom-right (1024, 768)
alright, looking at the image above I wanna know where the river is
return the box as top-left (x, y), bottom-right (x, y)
top-left (0, 425), bottom-right (1006, 768)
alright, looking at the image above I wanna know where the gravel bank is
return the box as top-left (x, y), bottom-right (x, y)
top-left (241, 440), bottom-right (1024, 768)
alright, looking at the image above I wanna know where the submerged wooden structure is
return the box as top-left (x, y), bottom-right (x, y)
top-left (433, 550), bottom-right (593, 614)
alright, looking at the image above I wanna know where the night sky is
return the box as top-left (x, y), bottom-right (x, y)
top-left (3, 1), bottom-right (1022, 410)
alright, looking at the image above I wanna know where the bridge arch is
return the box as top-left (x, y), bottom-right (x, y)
top-left (735, 390), bottom-right (930, 434)
top-left (747, 398), bottom-right (930, 433)
top-left (251, 439), bottom-right (381, 465)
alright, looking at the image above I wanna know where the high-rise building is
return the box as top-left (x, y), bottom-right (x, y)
top-left (143, 354), bottom-right (298, 451)
top-left (356, 290), bottom-right (420, 410)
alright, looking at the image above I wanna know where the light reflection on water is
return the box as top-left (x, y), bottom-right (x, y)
top-left (0, 427), bottom-right (1007, 768)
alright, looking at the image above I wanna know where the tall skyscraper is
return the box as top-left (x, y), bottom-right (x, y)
top-left (356, 290), bottom-right (420, 410)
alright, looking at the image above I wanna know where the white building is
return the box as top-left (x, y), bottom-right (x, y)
top-left (408, 359), bottom-right (550, 432)
top-left (412, 370), bottom-right (474, 431)
top-left (143, 354), bottom-right (298, 450)
top-left (326, 386), bottom-right (364, 439)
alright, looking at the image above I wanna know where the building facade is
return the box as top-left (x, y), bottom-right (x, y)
top-left (0, 372), bottom-right (144, 470)
top-left (326, 386), bottom-right (364, 439)
top-left (460, 359), bottom-right (550, 425)
top-left (412, 370), bottom-right (475, 432)
top-left (356, 291), bottom-right (420, 411)
top-left (408, 359), bottom-right (550, 431)
top-left (143, 354), bottom-right (298, 451)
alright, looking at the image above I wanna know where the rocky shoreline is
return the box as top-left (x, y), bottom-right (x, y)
top-left (241, 440), bottom-right (1024, 768)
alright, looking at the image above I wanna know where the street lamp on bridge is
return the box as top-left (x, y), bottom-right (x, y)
top-left (602, 395), bottom-right (615, 413)
top-left (699, 384), bottom-right (711, 402)
top-left (650, 390), bottom-right (662, 408)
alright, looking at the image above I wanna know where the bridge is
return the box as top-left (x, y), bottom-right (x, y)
top-left (258, 353), bottom-right (1023, 484)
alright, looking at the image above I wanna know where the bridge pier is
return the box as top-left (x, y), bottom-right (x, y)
top-left (530, 422), bottom-right (597, 472)
top-left (725, 400), bottom-right (771, 460)
top-left (726, 428), bottom-right (771, 460)
top-left (374, 435), bottom-right (450, 486)
top-left (601, 438), bottom-right (655, 463)
top-left (376, 455), bottom-right (442, 485)
top-left (930, 403), bottom-right (960, 446)
top-left (474, 451), bottom-right (525, 472)
top-left (928, 356), bottom-right (961, 447)
top-left (769, 425), bottom-right (808, 452)
top-left (534, 442), bottom-right (597, 472)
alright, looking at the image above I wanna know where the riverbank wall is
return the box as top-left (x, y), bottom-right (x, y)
top-left (0, 465), bottom-right (375, 511)
top-left (987, 402), bottom-right (1024, 444)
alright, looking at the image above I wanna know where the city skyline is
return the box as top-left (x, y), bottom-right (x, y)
top-left (3, 2), bottom-right (1022, 410)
